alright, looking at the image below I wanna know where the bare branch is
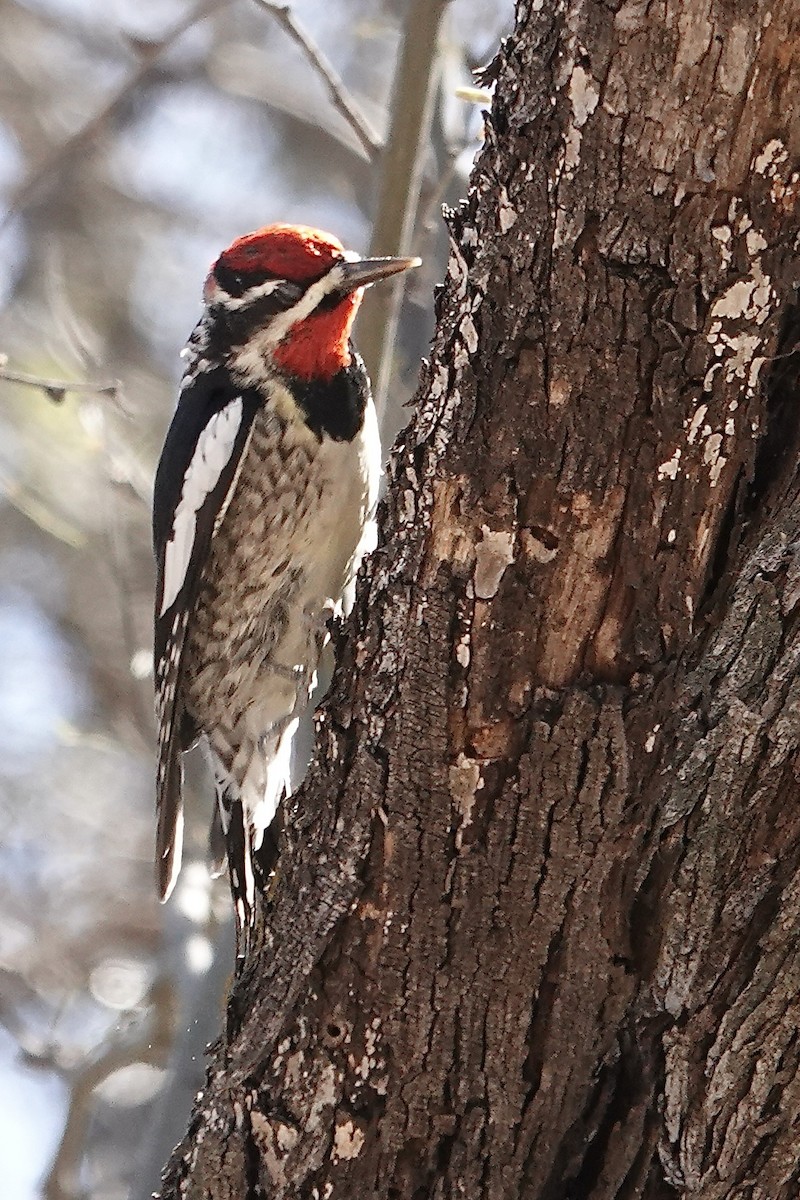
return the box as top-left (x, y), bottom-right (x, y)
top-left (0, 358), bottom-right (120, 405)
top-left (355, 0), bottom-right (450, 422)
top-left (1, 0), bottom-right (233, 229)
top-left (251, 0), bottom-right (380, 161)
top-left (0, 471), bottom-right (85, 547)
top-left (43, 977), bottom-right (176, 1200)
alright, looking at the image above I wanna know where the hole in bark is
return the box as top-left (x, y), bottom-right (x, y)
top-left (323, 1019), bottom-right (347, 1047)
top-left (529, 524), bottom-right (560, 550)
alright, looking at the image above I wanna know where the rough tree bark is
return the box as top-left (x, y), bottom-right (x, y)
top-left (158, 1), bottom-right (800, 1196)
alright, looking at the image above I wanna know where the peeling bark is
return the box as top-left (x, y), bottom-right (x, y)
top-left (158, 1), bottom-right (800, 1197)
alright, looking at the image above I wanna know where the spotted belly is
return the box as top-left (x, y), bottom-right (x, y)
top-left (181, 400), bottom-right (370, 767)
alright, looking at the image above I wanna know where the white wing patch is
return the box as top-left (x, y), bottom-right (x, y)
top-left (160, 397), bottom-right (243, 616)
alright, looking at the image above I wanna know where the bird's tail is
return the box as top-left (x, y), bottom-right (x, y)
top-left (225, 794), bottom-right (256, 961)
top-left (211, 770), bottom-right (257, 965)
top-left (211, 719), bottom-right (297, 966)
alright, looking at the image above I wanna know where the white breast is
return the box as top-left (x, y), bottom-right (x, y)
top-left (294, 394), bottom-right (381, 616)
top-left (183, 377), bottom-right (381, 752)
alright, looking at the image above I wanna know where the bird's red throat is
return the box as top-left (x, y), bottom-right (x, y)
top-left (273, 291), bottom-right (360, 380)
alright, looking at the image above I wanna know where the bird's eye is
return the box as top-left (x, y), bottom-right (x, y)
top-left (274, 281), bottom-right (305, 308)
top-left (214, 263), bottom-right (251, 298)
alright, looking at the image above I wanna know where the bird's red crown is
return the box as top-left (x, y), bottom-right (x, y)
top-left (217, 223), bottom-right (345, 284)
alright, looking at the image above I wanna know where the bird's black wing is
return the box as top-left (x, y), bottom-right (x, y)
top-left (152, 364), bottom-right (261, 901)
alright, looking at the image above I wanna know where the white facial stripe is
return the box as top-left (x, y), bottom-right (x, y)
top-left (222, 277), bottom-right (284, 311)
top-left (260, 260), bottom-right (349, 351)
top-left (160, 397), bottom-right (243, 616)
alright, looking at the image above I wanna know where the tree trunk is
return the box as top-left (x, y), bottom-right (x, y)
top-left (158, 2), bottom-right (800, 1196)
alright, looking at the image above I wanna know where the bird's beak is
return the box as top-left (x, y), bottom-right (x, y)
top-left (338, 255), bottom-right (421, 293)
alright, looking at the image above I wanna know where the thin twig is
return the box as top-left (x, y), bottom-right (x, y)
top-left (0, 358), bottom-right (120, 404)
top-left (43, 977), bottom-right (177, 1200)
top-left (1, 0), bottom-right (233, 230)
top-left (0, 471), bottom-right (85, 547)
top-left (417, 123), bottom-right (479, 241)
top-left (252, 0), bottom-right (380, 160)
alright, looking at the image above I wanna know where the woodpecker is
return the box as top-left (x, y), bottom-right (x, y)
top-left (152, 223), bottom-right (419, 956)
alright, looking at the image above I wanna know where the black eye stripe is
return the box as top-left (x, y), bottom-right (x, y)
top-left (212, 265), bottom-right (306, 313)
top-left (214, 263), bottom-right (277, 298)
top-left (272, 281), bottom-right (305, 308)
top-left (317, 288), bottom-right (348, 312)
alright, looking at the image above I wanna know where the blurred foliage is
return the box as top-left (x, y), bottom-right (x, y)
top-left (0, 0), bottom-right (511, 1195)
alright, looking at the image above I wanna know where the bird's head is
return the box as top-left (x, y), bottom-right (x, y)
top-left (203, 224), bottom-right (419, 380)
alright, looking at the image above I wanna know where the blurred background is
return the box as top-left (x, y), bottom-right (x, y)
top-left (0, 0), bottom-right (511, 1195)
